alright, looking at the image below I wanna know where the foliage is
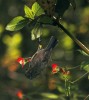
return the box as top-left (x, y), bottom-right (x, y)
top-left (6, 1), bottom-right (77, 40)
top-left (6, 16), bottom-right (29, 31)
top-left (0, 0), bottom-right (89, 100)
top-left (81, 61), bottom-right (89, 72)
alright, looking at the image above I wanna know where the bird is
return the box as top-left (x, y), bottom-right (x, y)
top-left (25, 36), bottom-right (58, 79)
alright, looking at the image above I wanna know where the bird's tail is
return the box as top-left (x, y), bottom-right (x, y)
top-left (45, 36), bottom-right (58, 50)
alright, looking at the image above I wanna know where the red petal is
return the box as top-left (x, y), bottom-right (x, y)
top-left (16, 90), bottom-right (23, 99)
top-left (17, 57), bottom-right (25, 68)
top-left (52, 63), bottom-right (58, 69)
top-left (17, 57), bottom-right (24, 63)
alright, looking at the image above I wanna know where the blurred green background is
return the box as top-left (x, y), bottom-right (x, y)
top-left (0, 0), bottom-right (89, 100)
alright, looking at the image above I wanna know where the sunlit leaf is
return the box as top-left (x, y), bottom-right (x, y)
top-left (57, 86), bottom-right (65, 93)
top-left (81, 61), bottom-right (89, 72)
top-left (78, 50), bottom-right (89, 56)
top-left (41, 93), bottom-right (59, 99)
top-left (32, 2), bottom-right (45, 17)
top-left (24, 5), bottom-right (34, 19)
top-left (55, 0), bottom-right (70, 17)
top-left (6, 16), bottom-right (28, 31)
top-left (69, 0), bottom-right (76, 10)
top-left (31, 24), bottom-right (43, 40)
top-left (24, 2), bottom-right (44, 19)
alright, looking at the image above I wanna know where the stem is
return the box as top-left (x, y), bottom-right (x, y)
top-left (67, 65), bottom-right (80, 70)
top-left (65, 79), bottom-right (71, 96)
top-left (84, 94), bottom-right (89, 100)
top-left (54, 18), bottom-right (89, 55)
top-left (69, 72), bottom-right (89, 84)
top-left (65, 79), bottom-right (68, 96)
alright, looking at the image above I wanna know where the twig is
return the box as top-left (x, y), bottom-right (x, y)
top-left (84, 94), bottom-right (89, 100)
top-left (53, 17), bottom-right (89, 55)
top-left (69, 72), bottom-right (89, 84)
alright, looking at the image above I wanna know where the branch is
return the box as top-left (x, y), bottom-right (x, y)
top-left (54, 18), bottom-right (89, 55)
top-left (84, 94), bottom-right (89, 100)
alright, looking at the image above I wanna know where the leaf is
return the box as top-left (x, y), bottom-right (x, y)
top-left (69, 0), bottom-right (76, 10)
top-left (37, 16), bottom-right (53, 24)
top-left (6, 16), bottom-right (28, 31)
top-left (24, 2), bottom-right (44, 19)
top-left (24, 5), bottom-right (34, 19)
top-left (32, 2), bottom-right (45, 17)
top-left (78, 50), bottom-right (89, 56)
top-left (31, 24), bottom-right (43, 40)
top-left (57, 86), bottom-right (65, 93)
top-left (81, 61), bottom-right (89, 72)
top-left (55, 0), bottom-right (70, 17)
top-left (41, 93), bottom-right (58, 99)
top-left (88, 74), bottom-right (89, 79)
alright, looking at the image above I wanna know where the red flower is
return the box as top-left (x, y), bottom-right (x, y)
top-left (17, 57), bottom-right (31, 68)
top-left (52, 64), bottom-right (58, 69)
top-left (52, 63), bottom-right (59, 74)
top-left (16, 90), bottom-right (23, 99)
top-left (17, 57), bottom-right (25, 68)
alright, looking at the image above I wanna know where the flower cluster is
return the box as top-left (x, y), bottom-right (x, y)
top-left (17, 57), bottom-right (70, 78)
top-left (51, 63), bottom-right (70, 77)
top-left (17, 57), bottom-right (31, 68)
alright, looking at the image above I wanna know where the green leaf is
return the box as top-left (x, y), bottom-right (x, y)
top-left (31, 23), bottom-right (43, 40)
top-left (24, 2), bottom-right (44, 19)
top-left (69, 0), bottom-right (76, 10)
top-left (57, 86), bottom-right (65, 93)
top-left (81, 61), bottom-right (89, 72)
top-left (78, 50), bottom-right (89, 56)
top-left (24, 5), bottom-right (34, 19)
top-left (37, 16), bottom-right (53, 24)
top-left (32, 2), bottom-right (45, 17)
top-left (88, 74), bottom-right (89, 79)
top-left (6, 16), bottom-right (28, 31)
top-left (55, 0), bottom-right (70, 17)
top-left (41, 93), bottom-right (58, 99)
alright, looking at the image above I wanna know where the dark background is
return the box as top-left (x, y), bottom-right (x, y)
top-left (0, 0), bottom-right (89, 100)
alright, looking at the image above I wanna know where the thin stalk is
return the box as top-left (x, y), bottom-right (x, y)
top-left (69, 71), bottom-right (89, 84)
top-left (67, 65), bottom-right (80, 70)
top-left (84, 94), bottom-right (89, 100)
top-left (65, 79), bottom-right (68, 96)
top-left (65, 79), bottom-right (71, 97)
